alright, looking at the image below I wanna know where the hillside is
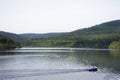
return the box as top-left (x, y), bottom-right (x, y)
top-left (71, 20), bottom-right (120, 34)
top-left (19, 33), bottom-right (65, 39)
top-left (1, 20), bottom-right (120, 48)
top-left (0, 31), bottom-right (25, 42)
top-left (23, 20), bottom-right (120, 48)
top-left (0, 34), bottom-right (21, 50)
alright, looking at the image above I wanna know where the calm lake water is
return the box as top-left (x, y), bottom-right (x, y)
top-left (0, 47), bottom-right (120, 80)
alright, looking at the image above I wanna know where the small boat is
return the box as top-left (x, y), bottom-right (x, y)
top-left (86, 67), bottom-right (98, 72)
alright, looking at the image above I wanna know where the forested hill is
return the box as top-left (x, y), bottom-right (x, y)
top-left (19, 33), bottom-right (66, 39)
top-left (0, 20), bottom-right (120, 48)
top-left (0, 34), bottom-right (21, 50)
top-left (71, 20), bottom-right (120, 35)
top-left (23, 20), bottom-right (120, 48)
top-left (0, 31), bottom-right (25, 42)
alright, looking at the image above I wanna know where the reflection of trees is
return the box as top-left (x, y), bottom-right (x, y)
top-left (0, 49), bottom-right (120, 73)
top-left (0, 51), bottom-right (15, 55)
top-left (68, 50), bottom-right (120, 73)
top-left (109, 50), bottom-right (120, 58)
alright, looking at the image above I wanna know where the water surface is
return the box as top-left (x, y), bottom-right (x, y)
top-left (0, 47), bottom-right (120, 80)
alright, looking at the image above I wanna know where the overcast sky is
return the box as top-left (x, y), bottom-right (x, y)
top-left (0, 0), bottom-right (120, 34)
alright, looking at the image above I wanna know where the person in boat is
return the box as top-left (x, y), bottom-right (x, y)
top-left (87, 65), bottom-right (98, 72)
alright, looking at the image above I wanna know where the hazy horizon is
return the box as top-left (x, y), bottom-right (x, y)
top-left (0, 0), bottom-right (120, 34)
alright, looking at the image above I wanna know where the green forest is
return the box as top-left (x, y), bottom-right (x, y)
top-left (22, 20), bottom-right (120, 49)
top-left (109, 41), bottom-right (120, 49)
top-left (0, 20), bottom-right (120, 49)
top-left (22, 34), bottom-right (120, 48)
top-left (0, 35), bottom-right (21, 50)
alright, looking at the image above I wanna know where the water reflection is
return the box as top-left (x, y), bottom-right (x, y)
top-left (70, 50), bottom-right (120, 74)
top-left (0, 48), bottom-right (120, 80)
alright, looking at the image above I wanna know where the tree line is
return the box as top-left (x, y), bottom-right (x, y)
top-left (0, 35), bottom-right (21, 50)
top-left (22, 34), bottom-right (120, 49)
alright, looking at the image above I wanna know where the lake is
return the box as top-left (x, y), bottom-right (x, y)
top-left (0, 47), bottom-right (120, 80)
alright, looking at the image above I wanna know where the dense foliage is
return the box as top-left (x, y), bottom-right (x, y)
top-left (0, 31), bottom-right (25, 42)
top-left (1, 20), bottom-right (120, 49)
top-left (0, 35), bottom-right (21, 50)
top-left (22, 20), bottom-right (120, 48)
top-left (109, 41), bottom-right (120, 49)
top-left (22, 34), bottom-right (120, 48)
